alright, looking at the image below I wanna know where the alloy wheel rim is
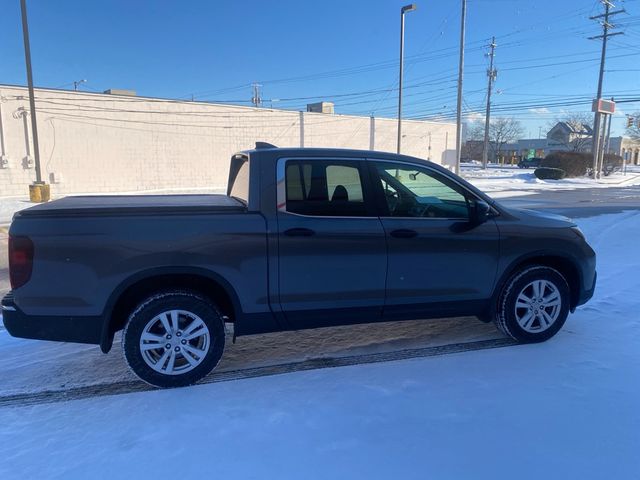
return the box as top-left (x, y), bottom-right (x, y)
top-left (139, 309), bottom-right (210, 375)
top-left (514, 280), bottom-right (562, 333)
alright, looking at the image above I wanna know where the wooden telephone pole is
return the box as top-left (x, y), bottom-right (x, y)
top-left (589, 1), bottom-right (624, 178)
top-left (481, 37), bottom-right (497, 169)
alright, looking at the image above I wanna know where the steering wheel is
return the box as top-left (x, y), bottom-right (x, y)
top-left (408, 202), bottom-right (438, 217)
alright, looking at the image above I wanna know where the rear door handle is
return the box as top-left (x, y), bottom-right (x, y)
top-left (389, 229), bottom-right (418, 239)
top-left (284, 227), bottom-right (316, 237)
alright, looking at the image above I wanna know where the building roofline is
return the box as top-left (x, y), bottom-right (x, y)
top-left (0, 83), bottom-right (454, 127)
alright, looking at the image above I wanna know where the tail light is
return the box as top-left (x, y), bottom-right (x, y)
top-left (9, 235), bottom-right (34, 289)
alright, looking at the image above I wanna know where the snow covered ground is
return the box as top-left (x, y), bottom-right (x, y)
top-left (461, 163), bottom-right (640, 198)
top-left (0, 197), bottom-right (32, 226)
top-left (0, 315), bottom-right (500, 397)
top-left (0, 210), bottom-right (639, 479)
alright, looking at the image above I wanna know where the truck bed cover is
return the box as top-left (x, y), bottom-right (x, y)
top-left (16, 194), bottom-right (246, 218)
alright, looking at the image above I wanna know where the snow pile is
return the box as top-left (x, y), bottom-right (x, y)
top-left (462, 164), bottom-right (640, 198)
top-left (0, 197), bottom-right (32, 225)
top-left (0, 211), bottom-right (639, 479)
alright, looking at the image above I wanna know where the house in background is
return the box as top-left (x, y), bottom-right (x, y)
top-left (463, 121), bottom-right (640, 165)
top-left (546, 122), bottom-right (593, 151)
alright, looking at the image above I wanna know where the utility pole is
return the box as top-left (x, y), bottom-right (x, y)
top-left (589, 0), bottom-right (624, 178)
top-left (481, 37), bottom-right (497, 169)
top-left (251, 83), bottom-right (262, 108)
top-left (454, 0), bottom-right (466, 175)
top-left (19, 0), bottom-right (42, 185)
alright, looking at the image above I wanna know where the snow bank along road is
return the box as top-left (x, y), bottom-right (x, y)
top-left (462, 163), bottom-right (640, 196)
top-left (0, 211), bottom-right (638, 479)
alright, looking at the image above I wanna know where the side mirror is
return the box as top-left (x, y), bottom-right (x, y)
top-left (470, 200), bottom-right (491, 225)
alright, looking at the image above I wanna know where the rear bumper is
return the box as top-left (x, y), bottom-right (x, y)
top-left (2, 292), bottom-right (102, 345)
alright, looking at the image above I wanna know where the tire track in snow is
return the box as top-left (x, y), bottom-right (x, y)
top-left (0, 337), bottom-right (516, 408)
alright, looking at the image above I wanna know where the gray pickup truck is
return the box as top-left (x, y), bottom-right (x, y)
top-left (3, 144), bottom-right (596, 388)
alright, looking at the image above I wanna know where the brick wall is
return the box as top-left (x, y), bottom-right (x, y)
top-left (0, 85), bottom-right (455, 197)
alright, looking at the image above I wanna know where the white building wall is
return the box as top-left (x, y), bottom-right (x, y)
top-left (0, 85), bottom-right (455, 197)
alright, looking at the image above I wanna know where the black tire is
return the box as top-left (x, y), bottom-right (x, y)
top-left (495, 266), bottom-right (570, 343)
top-left (122, 290), bottom-right (225, 388)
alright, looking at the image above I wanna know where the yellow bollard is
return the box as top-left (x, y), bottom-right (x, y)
top-left (28, 182), bottom-right (50, 203)
top-left (28, 184), bottom-right (41, 202)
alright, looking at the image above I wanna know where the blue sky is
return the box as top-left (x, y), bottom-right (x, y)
top-left (1, 0), bottom-right (639, 136)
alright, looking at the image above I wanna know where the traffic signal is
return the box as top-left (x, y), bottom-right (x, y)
top-left (627, 116), bottom-right (635, 128)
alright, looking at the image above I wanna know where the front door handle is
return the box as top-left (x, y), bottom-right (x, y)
top-left (284, 227), bottom-right (316, 237)
top-left (390, 229), bottom-right (418, 239)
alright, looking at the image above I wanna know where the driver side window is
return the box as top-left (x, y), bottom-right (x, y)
top-left (373, 162), bottom-right (470, 219)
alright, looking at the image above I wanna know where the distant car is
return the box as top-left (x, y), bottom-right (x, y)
top-left (518, 157), bottom-right (543, 169)
top-left (602, 162), bottom-right (622, 176)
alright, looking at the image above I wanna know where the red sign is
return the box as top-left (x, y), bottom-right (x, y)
top-left (592, 99), bottom-right (616, 114)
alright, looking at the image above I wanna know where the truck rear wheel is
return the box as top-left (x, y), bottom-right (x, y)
top-left (122, 291), bottom-right (225, 388)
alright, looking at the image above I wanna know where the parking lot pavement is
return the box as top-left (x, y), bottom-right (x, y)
top-left (497, 184), bottom-right (640, 218)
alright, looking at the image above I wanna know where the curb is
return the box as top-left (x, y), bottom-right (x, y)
top-left (598, 172), bottom-right (640, 185)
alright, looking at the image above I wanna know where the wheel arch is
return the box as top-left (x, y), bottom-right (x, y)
top-left (99, 267), bottom-right (242, 353)
top-left (488, 252), bottom-right (582, 319)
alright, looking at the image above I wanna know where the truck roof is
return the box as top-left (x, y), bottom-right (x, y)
top-left (241, 143), bottom-right (433, 164)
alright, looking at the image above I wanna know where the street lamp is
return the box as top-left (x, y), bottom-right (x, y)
top-left (397, 3), bottom-right (416, 154)
top-left (73, 79), bottom-right (87, 91)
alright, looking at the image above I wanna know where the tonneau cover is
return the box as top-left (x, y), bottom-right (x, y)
top-left (16, 194), bottom-right (246, 217)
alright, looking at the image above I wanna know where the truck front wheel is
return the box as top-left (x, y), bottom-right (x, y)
top-left (122, 291), bottom-right (225, 388)
top-left (494, 266), bottom-right (570, 343)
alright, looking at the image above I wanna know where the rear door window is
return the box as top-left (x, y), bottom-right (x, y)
top-left (284, 160), bottom-right (370, 217)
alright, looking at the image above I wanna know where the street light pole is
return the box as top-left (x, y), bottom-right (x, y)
top-left (397, 4), bottom-right (416, 155)
top-left (73, 79), bottom-right (87, 91)
top-left (454, 0), bottom-right (466, 175)
top-left (19, 0), bottom-right (42, 184)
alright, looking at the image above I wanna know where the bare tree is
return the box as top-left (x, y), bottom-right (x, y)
top-left (626, 112), bottom-right (640, 141)
top-left (548, 113), bottom-right (593, 151)
top-left (488, 117), bottom-right (524, 164)
top-left (466, 123), bottom-right (484, 141)
top-left (460, 122), bottom-right (485, 162)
